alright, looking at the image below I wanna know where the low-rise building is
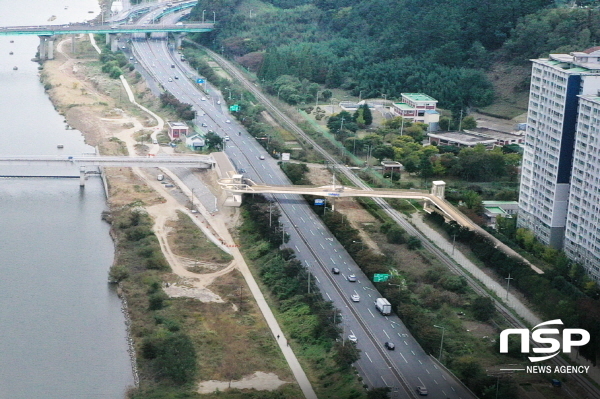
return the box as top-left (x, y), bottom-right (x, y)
top-left (482, 201), bottom-right (519, 228)
top-left (391, 93), bottom-right (439, 125)
top-left (186, 133), bottom-right (205, 150)
top-left (428, 127), bottom-right (525, 148)
top-left (167, 121), bottom-right (189, 140)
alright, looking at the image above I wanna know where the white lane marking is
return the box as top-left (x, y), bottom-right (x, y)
top-left (339, 255), bottom-right (343, 259)
top-left (434, 379), bottom-right (438, 385)
top-left (418, 359), bottom-right (422, 364)
top-left (320, 243), bottom-right (325, 249)
top-left (451, 386), bottom-right (456, 392)
top-left (269, 174), bottom-right (272, 179)
top-left (365, 352), bottom-right (373, 363)
top-left (334, 249), bottom-right (338, 252)
top-left (380, 376), bottom-right (388, 386)
top-left (442, 375), bottom-right (446, 381)
top-left (368, 294), bottom-right (371, 298)
top-left (390, 323), bottom-right (395, 329)
top-left (311, 230), bottom-right (315, 235)
top-left (368, 309), bottom-right (375, 318)
top-left (433, 364), bottom-right (438, 370)
top-left (403, 340), bottom-right (407, 345)
top-left (411, 350), bottom-right (415, 356)
top-left (400, 353), bottom-right (408, 363)
top-left (295, 245), bottom-right (300, 252)
top-left (326, 293), bottom-right (332, 300)
top-left (426, 368), bottom-right (430, 374)
top-left (418, 377), bottom-right (425, 386)
top-left (330, 257), bottom-right (336, 264)
top-left (383, 330), bottom-right (390, 339)
top-left (292, 205), bottom-right (296, 210)
top-left (343, 261), bottom-right (346, 264)
top-left (315, 276), bottom-right (320, 283)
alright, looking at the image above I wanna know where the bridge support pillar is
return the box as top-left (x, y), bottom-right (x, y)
top-left (47, 36), bottom-right (55, 60)
top-left (71, 33), bottom-right (76, 54)
top-left (108, 34), bottom-right (119, 52)
top-left (106, 33), bottom-right (110, 45)
top-left (175, 33), bottom-right (185, 50)
top-left (79, 166), bottom-right (86, 187)
top-left (38, 36), bottom-right (56, 60)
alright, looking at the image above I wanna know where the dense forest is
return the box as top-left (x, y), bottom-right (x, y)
top-left (188, 0), bottom-right (600, 115)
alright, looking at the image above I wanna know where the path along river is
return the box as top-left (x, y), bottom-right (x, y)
top-left (0, 1), bottom-right (134, 398)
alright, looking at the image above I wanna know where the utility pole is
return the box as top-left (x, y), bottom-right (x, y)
top-left (505, 273), bottom-right (513, 300)
top-left (458, 109), bottom-right (464, 132)
top-left (452, 234), bottom-right (456, 255)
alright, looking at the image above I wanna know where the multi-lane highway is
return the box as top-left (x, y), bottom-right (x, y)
top-left (124, 5), bottom-right (477, 399)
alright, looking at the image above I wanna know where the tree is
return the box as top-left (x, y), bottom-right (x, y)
top-left (372, 145), bottom-right (395, 162)
top-left (472, 296), bottom-right (495, 321)
top-left (461, 115), bottom-right (477, 129)
top-left (205, 131), bottom-right (223, 150)
top-left (362, 103), bottom-right (373, 125)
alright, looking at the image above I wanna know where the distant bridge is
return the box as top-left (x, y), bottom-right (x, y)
top-left (0, 21), bottom-right (213, 59)
top-left (0, 155), bottom-right (214, 186)
top-left (0, 23), bottom-right (214, 36)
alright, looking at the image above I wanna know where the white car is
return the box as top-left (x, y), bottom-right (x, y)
top-left (351, 294), bottom-right (360, 302)
top-left (226, 119), bottom-right (231, 123)
top-left (259, 155), bottom-right (265, 160)
top-left (201, 97), bottom-right (206, 101)
top-left (224, 135), bottom-right (230, 141)
top-left (168, 78), bottom-right (172, 82)
top-left (217, 100), bottom-right (221, 105)
top-left (348, 334), bottom-right (357, 343)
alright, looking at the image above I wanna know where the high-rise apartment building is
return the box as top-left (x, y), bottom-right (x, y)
top-left (518, 48), bottom-right (600, 280)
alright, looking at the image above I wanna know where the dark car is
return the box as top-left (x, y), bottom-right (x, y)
top-left (384, 342), bottom-right (395, 350)
top-left (331, 267), bottom-right (340, 274)
top-left (416, 386), bottom-right (428, 396)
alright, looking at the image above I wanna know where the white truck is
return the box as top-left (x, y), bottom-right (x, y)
top-left (375, 298), bottom-right (392, 316)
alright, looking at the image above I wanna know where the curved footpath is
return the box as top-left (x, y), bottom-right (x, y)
top-left (117, 72), bottom-right (317, 398)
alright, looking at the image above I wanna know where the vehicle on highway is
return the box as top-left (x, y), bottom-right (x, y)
top-left (165, 184), bottom-right (174, 188)
top-left (224, 135), bottom-right (230, 141)
top-left (201, 123), bottom-right (208, 127)
top-left (348, 334), bottom-right (357, 343)
top-left (171, 64), bottom-right (175, 68)
top-left (331, 267), bottom-right (340, 274)
top-left (384, 341), bottom-right (395, 350)
top-left (259, 155), bottom-right (265, 160)
top-left (201, 97), bottom-right (206, 101)
top-left (217, 100), bottom-right (221, 105)
top-left (351, 294), bottom-right (360, 302)
top-left (129, 56), bottom-right (134, 60)
top-left (375, 297), bottom-right (392, 315)
top-left (416, 386), bottom-right (428, 396)
top-left (238, 168), bottom-right (246, 173)
top-left (168, 77), bottom-right (172, 82)
top-left (226, 119), bottom-right (231, 123)
top-left (152, 139), bottom-right (158, 144)
top-left (174, 75), bottom-right (179, 79)
top-left (348, 274), bottom-right (357, 282)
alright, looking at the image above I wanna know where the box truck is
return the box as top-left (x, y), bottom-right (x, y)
top-left (375, 298), bottom-right (392, 315)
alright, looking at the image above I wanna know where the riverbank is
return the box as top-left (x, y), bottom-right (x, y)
top-left (41, 34), bottom-right (304, 397)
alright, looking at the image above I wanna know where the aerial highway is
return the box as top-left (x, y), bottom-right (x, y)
top-left (124, 5), bottom-right (477, 398)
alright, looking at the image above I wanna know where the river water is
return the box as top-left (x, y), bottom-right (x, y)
top-left (0, 1), bottom-right (135, 398)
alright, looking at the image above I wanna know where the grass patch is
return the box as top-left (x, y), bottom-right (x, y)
top-left (168, 210), bottom-right (233, 265)
top-left (108, 205), bottom-right (299, 398)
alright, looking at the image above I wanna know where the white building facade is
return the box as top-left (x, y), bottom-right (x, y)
top-left (563, 95), bottom-right (600, 279)
top-left (518, 48), bottom-right (600, 279)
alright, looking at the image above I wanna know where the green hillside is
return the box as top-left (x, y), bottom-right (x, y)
top-left (188, 0), bottom-right (600, 116)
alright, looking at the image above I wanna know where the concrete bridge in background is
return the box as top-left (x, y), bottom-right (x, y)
top-left (0, 155), bottom-right (214, 186)
top-left (0, 21), bottom-right (214, 59)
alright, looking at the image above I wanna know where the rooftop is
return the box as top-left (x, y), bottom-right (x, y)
top-left (392, 102), bottom-right (414, 110)
top-left (402, 93), bottom-right (437, 103)
top-left (427, 131), bottom-right (497, 146)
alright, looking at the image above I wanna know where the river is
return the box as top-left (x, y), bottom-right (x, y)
top-left (0, 1), bottom-right (135, 398)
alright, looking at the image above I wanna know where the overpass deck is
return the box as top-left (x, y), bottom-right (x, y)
top-left (0, 23), bottom-right (214, 36)
top-left (218, 177), bottom-right (544, 274)
top-left (0, 155), bottom-right (214, 168)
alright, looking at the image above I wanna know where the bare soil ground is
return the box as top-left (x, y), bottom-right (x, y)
top-left (43, 35), bottom-right (292, 393)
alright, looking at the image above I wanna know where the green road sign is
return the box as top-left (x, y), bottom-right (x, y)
top-left (229, 104), bottom-right (240, 112)
top-left (373, 273), bottom-right (390, 282)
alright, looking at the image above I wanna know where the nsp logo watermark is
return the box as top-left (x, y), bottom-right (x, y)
top-left (500, 319), bottom-right (589, 362)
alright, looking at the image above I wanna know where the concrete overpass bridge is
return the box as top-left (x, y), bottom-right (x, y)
top-left (218, 176), bottom-right (543, 274)
top-left (0, 155), bottom-right (214, 186)
top-left (0, 21), bottom-right (214, 59)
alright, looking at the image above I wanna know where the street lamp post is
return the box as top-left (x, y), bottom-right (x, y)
top-left (202, 10), bottom-right (206, 23)
top-left (213, 11), bottom-right (216, 23)
top-left (433, 325), bottom-right (445, 362)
